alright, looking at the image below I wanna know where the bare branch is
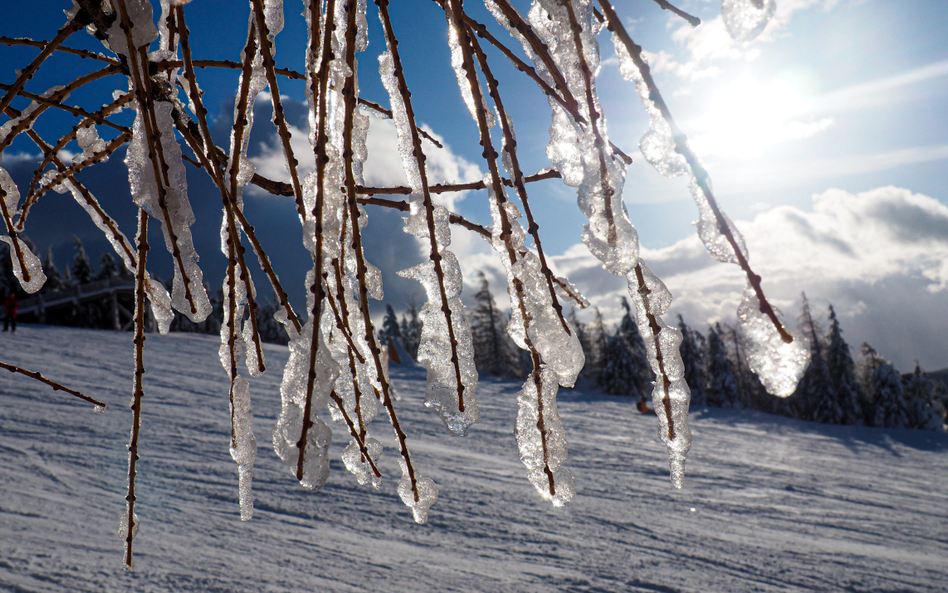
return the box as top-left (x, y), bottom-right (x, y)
top-left (0, 360), bottom-right (106, 409)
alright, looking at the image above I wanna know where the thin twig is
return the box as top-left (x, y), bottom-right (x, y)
top-left (124, 208), bottom-right (149, 570)
top-left (0, 360), bottom-right (106, 408)
top-left (650, 0), bottom-right (701, 27)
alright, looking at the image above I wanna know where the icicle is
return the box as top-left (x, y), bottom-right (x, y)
top-left (0, 86), bottom-right (67, 148)
top-left (124, 105), bottom-right (212, 323)
top-left (117, 510), bottom-right (140, 566)
top-left (0, 169), bottom-right (45, 293)
top-left (230, 376), bottom-right (256, 521)
top-left (627, 263), bottom-right (691, 487)
top-left (721, 0), bottom-right (777, 43)
top-left (516, 366), bottom-right (574, 506)
top-left (273, 311), bottom-right (339, 490)
top-left (737, 284), bottom-right (809, 397)
top-left (398, 253), bottom-right (480, 435)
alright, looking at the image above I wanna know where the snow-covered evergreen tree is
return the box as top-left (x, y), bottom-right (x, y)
top-left (71, 236), bottom-right (94, 285)
top-left (96, 252), bottom-right (120, 280)
top-left (399, 296), bottom-right (423, 360)
top-left (585, 307), bottom-right (609, 384)
top-left (42, 246), bottom-right (65, 293)
top-left (859, 344), bottom-right (909, 428)
top-left (469, 273), bottom-right (521, 379)
top-left (613, 297), bottom-right (651, 395)
top-left (903, 364), bottom-right (945, 431)
top-left (795, 294), bottom-right (840, 423)
top-left (824, 305), bottom-right (863, 424)
top-left (379, 303), bottom-right (402, 345)
top-left (706, 323), bottom-right (740, 408)
top-left (600, 331), bottom-right (640, 397)
top-left (677, 315), bottom-right (706, 407)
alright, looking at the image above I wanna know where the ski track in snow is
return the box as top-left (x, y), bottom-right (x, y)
top-left (1, 325), bottom-right (946, 592)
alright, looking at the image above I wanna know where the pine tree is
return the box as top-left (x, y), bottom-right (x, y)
top-left (795, 294), bottom-right (840, 423)
top-left (824, 305), bottom-right (863, 424)
top-left (379, 303), bottom-right (402, 344)
top-left (600, 330), bottom-right (640, 397)
top-left (617, 297), bottom-right (652, 394)
top-left (677, 315), bottom-right (707, 407)
top-left (903, 364), bottom-right (945, 431)
top-left (71, 236), bottom-right (94, 285)
top-left (469, 273), bottom-right (521, 379)
top-left (96, 252), bottom-right (120, 280)
top-left (42, 246), bottom-right (65, 293)
top-left (400, 295), bottom-right (422, 359)
top-left (706, 323), bottom-right (740, 408)
top-left (586, 307), bottom-right (609, 384)
top-left (859, 344), bottom-right (909, 428)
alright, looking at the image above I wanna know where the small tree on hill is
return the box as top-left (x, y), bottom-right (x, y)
top-left (677, 315), bottom-right (706, 407)
top-left (824, 305), bottom-right (863, 424)
top-left (96, 252), bottom-right (120, 280)
top-left (706, 323), bottom-right (740, 408)
top-left (469, 273), bottom-right (521, 379)
top-left (71, 236), bottom-right (94, 285)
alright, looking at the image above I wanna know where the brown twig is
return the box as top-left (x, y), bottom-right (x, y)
top-left (633, 263), bottom-right (675, 441)
top-left (650, 0), bottom-right (701, 27)
top-left (124, 207), bottom-right (149, 570)
top-left (0, 360), bottom-right (106, 409)
top-left (0, 18), bottom-right (83, 119)
top-left (0, 36), bottom-right (121, 65)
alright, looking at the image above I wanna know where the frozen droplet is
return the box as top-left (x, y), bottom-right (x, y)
top-left (721, 0), bottom-right (777, 43)
top-left (737, 283), bottom-right (810, 397)
top-left (397, 459), bottom-right (438, 524)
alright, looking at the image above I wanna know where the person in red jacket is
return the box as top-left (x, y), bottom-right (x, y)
top-left (3, 292), bottom-right (18, 333)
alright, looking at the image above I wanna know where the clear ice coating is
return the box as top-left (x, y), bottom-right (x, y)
top-left (124, 102), bottom-right (212, 323)
top-left (626, 263), bottom-right (692, 486)
top-left (737, 284), bottom-right (810, 397)
top-left (721, 0), bottom-right (777, 43)
top-left (446, 5), bottom-right (495, 129)
top-left (397, 459), bottom-right (439, 524)
top-left (380, 13), bottom-right (480, 436)
top-left (688, 178), bottom-right (748, 264)
top-left (398, 253), bottom-right (480, 435)
top-left (0, 168), bottom-right (46, 294)
top-left (230, 376), bottom-right (257, 521)
top-left (273, 313), bottom-right (339, 491)
top-left (515, 366), bottom-right (574, 506)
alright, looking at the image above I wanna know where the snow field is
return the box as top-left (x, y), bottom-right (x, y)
top-left (1, 324), bottom-right (946, 592)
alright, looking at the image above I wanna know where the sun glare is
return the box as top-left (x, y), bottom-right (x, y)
top-left (689, 75), bottom-right (832, 159)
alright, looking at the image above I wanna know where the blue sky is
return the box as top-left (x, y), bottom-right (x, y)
top-left (2, 0), bottom-right (948, 369)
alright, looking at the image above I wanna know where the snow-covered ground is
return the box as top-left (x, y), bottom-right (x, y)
top-left (1, 325), bottom-right (946, 592)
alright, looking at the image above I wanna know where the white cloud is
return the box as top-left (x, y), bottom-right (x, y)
top-left (544, 186), bottom-right (948, 370)
top-left (661, 1), bottom-right (843, 82)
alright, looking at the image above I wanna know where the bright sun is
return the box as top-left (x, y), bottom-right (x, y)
top-left (689, 75), bottom-right (832, 159)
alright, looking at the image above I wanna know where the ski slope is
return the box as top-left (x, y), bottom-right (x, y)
top-left (1, 325), bottom-right (946, 592)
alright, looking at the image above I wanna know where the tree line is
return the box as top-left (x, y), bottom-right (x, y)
top-left (381, 275), bottom-right (946, 431)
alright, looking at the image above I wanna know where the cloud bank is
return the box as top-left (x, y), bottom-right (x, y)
top-left (544, 186), bottom-right (948, 371)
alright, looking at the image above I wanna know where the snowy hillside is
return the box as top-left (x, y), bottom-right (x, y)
top-left (1, 325), bottom-right (946, 592)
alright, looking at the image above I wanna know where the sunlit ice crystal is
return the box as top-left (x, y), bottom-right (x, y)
top-left (722, 0), bottom-right (777, 43)
top-left (737, 283), bottom-right (810, 397)
top-left (397, 458), bottom-right (439, 524)
top-left (515, 366), bottom-right (574, 506)
top-left (230, 376), bottom-right (257, 521)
